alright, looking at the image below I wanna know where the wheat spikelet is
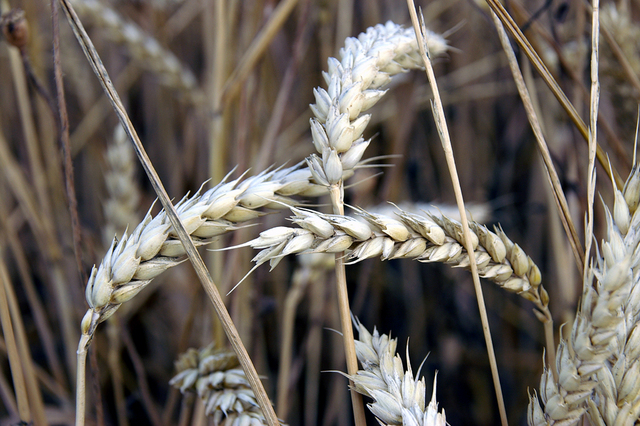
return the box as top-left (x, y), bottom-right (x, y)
top-left (83, 163), bottom-right (343, 325)
top-left (348, 319), bottom-right (447, 426)
top-left (306, 21), bottom-right (447, 186)
top-left (69, 0), bottom-right (202, 105)
top-left (170, 343), bottom-right (277, 425)
top-left (238, 204), bottom-right (547, 313)
top-left (528, 166), bottom-right (640, 426)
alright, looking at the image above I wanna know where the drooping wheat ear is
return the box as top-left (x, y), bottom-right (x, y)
top-left (170, 343), bottom-right (278, 425)
top-left (103, 124), bottom-right (141, 246)
top-left (306, 21), bottom-right (447, 186)
top-left (237, 204), bottom-right (547, 314)
top-left (83, 163), bottom-right (339, 326)
top-left (68, 0), bottom-right (202, 105)
top-left (348, 318), bottom-right (447, 426)
top-left (528, 166), bottom-right (640, 426)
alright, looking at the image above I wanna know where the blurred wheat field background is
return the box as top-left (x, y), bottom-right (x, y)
top-left (0, 0), bottom-right (638, 425)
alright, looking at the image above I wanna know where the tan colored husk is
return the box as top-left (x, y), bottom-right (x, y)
top-left (528, 166), bottom-right (640, 426)
top-left (240, 205), bottom-right (547, 314)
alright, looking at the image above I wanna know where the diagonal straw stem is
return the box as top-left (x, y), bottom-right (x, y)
top-left (406, 2), bottom-right (508, 425)
top-left (57, 1), bottom-right (279, 425)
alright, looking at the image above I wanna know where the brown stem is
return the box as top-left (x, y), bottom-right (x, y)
top-left (51, 0), bottom-right (85, 283)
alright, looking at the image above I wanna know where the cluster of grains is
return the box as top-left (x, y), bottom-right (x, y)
top-left (239, 205), bottom-right (546, 313)
top-left (69, 0), bottom-right (202, 105)
top-left (170, 344), bottom-right (273, 426)
top-left (103, 125), bottom-right (141, 246)
top-left (349, 319), bottom-right (447, 426)
top-left (600, 4), bottom-right (640, 140)
top-left (83, 163), bottom-right (336, 324)
top-left (528, 166), bottom-right (640, 425)
top-left (306, 21), bottom-right (447, 186)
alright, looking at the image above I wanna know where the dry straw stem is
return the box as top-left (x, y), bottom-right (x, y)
top-left (68, 0), bottom-right (202, 105)
top-left (484, 0), bottom-right (624, 190)
top-left (170, 343), bottom-right (279, 426)
top-left (276, 253), bottom-right (334, 418)
top-left (349, 319), bottom-right (447, 426)
top-left (406, 3), bottom-right (507, 425)
top-left (0, 249), bottom-right (49, 426)
top-left (528, 165), bottom-right (640, 425)
top-left (504, 1), bottom-right (628, 172)
top-left (0, 127), bottom-right (78, 385)
top-left (487, 8), bottom-right (584, 277)
top-left (57, 2), bottom-right (277, 425)
top-left (220, 0), bottom-right (299, 107)
top-left (0, 247), bottom-right (32, 424)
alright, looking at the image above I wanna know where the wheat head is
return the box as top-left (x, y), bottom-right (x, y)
top-left (349, 318), bottom-right (447, 426)
top-left (528, 166), bottom-right (640, 426)
top-left (170, 343), bottom-right (278, 426)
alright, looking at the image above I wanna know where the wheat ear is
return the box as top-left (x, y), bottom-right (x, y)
top-left (69, 0), bottom-right (202, 105)
top-left (305, 20), bottom-right (447, 187)
top-left (528, 165), bottom-right (640, 426)
top-left (349, 318), bottom-right (447, 426)
top-left (103, 124), bottom-right (142, 246)
top-left (238, 205), bottom-right (547, 314)
top-left (170, 343), bottom-right (280, 426)
top-left (83, 163), bottom-right (336, 325)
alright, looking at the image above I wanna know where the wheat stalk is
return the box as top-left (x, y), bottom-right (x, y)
top-left (528, 166), bottom-right (640, 426)
top-left (349, 318), bottom-right (447, 426)
top-left (68, 0), bottom-right (202, 105)
top-left (170, 343), bottom-right (278, 426)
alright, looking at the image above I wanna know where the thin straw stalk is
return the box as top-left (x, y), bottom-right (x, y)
top-left (329, 185), bottom-right (367, 426)
top-left (484, 0), bottom-right (623, 190)
top-left (406, 3), bottom-right (508, 426)
top-left (488, 6), bottom-right (584, 278)
top-left (57, 2), bottom-right (279, 425)
top-left (2, 253), bottom-right (48, 426)
top-left (0, 247), bottom-right (31, 424)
